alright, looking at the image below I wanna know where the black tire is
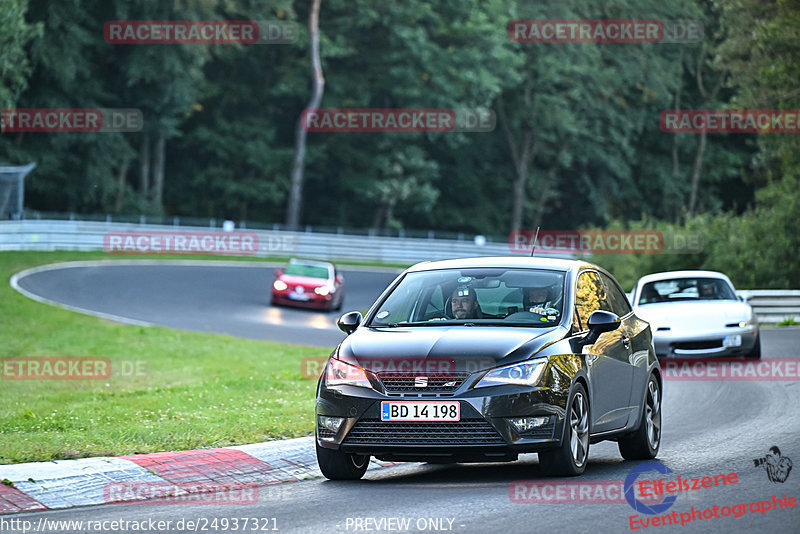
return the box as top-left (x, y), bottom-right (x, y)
top-left (316, 441), bottom-right (369, 480)
top-left (618, 374), bottom-right (661, 460)
top-left (745, 334), bottom-right (761, 359)
top-left (539, 383), bottom-right (590, 476)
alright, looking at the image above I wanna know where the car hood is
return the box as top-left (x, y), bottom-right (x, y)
top-left (634, 300), bottom-right (752, 332)
top-left (338, 325), bottom-right (567, 373)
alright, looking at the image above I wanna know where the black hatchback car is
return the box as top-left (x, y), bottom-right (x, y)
top-left (315, 257), bottom-right (662, 479)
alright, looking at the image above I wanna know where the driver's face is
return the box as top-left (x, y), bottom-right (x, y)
top-left (451, 292), bottom-right (477, 319)
top-left (527, 289), bottom-right (548, 303)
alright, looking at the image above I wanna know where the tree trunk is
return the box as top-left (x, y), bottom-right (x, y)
top-left (139, 134), bottom-right (150, 198)
top-left (115, 156), bottom-right (130, 213)
top-left (531, 166), bottom-right (556, 231)
top-left (151, 132), bottom-right (165, 207)
top-left (498, 77), bottom-right (538, 234)
top-left (286, 0), bottom-right (325, 227)
top-left (687, 129), bottom-right (706, 217)
top-left (686, 51), bottom-right (725, 218)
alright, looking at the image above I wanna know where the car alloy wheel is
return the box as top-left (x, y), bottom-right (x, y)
top-left (570, 391), bottom-right (590, 468)
top-left (618, 374), bottom-right (661, 460)
top-left (645, 379), bottom-right (661, 450)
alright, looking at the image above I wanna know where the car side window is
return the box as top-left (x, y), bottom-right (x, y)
top-left (575, 271), bottom-right (612, 329)
top-left (600, 273), bottom-right (632, 316)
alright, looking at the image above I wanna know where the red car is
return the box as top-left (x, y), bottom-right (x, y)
top-left (271, 259), bottom-right (345, 311)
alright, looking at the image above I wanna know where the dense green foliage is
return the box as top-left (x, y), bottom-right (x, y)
top-left (0, 0), bottom-right (797, 285)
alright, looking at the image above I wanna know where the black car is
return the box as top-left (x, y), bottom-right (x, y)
top-left (315, 257), bottom-right (662, 479)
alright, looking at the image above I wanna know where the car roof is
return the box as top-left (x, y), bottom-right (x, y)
top-left (636, 270), bottom-right (733, 286)
top-left (405, 256), bottom-right (595, 274)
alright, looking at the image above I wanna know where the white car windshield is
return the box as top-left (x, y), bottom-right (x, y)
top-left (638, 277), bottom-right (737, 305)
top-left (368, 268), bottom-right (566, 326)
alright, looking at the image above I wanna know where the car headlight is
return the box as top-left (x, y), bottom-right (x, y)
top-left (474, 358), bottom-right (548, 388)
top-left (325, 358), bottom-right (371, 388)
top-left (315, 286), bottom-right (331, 296)
top-left (273, 280), bottom-right (288, 291)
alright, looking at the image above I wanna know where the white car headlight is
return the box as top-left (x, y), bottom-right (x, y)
top-left (475, 358), bottom-right (548, 388)
top-left (315, 286), bottom-right (331, 296)
top-left (325, 358), bottom-right (371, 388)
top-left (273, 280), bottom-right (288, 291)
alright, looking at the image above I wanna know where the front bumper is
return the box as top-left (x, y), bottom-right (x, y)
top-left (271, 291), bottom-right (332, 309)
top-left (653, 326), bottom-right (758, 358)
top-left (315, 382), bottom-right (570, 462)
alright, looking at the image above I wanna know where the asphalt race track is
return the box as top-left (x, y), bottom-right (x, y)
top-left (13, 261), bottom-right (401, 347)
top-left (9, 261), bottom-right (800, 533)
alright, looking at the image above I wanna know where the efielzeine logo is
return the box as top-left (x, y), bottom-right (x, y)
top-left (754, 446), bottom-right (792, 483)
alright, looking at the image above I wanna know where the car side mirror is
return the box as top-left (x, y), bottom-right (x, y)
top-left (274, 268), bottom-right (284, 276)
top-left (584, 310), bottom-right (621, 345)
top-left (337, 311), bottom-right (362, 335)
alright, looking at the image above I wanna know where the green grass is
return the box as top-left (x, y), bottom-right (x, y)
top-left (0, 251), bottom-right (407, 465)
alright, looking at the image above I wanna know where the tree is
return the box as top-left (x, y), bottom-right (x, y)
top-left (286, 0), bottom-right (324, 227)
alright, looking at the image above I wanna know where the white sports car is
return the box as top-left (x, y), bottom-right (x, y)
top-left (631, 270), bottom-right (760, 359)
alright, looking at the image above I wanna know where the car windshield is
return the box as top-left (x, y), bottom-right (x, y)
top-left (368, 268), bottom-right (566, 327)
top-left (638, 277), bottom-right (737, 305)
top-left (284, 263), bottom-right (329, 279)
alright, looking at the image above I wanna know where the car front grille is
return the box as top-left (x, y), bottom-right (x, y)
top-left (520, 421), bottom-right (555, 439)
top-left (674, 340), bottom-right (723, 350)
top-left (317, 428), bottom-right (335, 440)
top-left (342, 419), bottom-right (505, 446)
top-left (377, 372), bottom-right (472, 396)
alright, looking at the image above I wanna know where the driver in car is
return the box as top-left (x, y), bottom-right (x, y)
top-left (699, 281), bottom-right (718, 299)
top-left (523, 285), bottom-right (556, 315)
top-left (451, 285), bottom-right (483, 319)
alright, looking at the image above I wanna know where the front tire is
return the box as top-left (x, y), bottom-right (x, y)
top-left (539, 383), bottom-right (590, 476)
top-left (618, 374), bottom-right (661, 460)
top-left (316, 441), bottom-right (369, 480)
top-left (746, 334), bottom-right (761, 359)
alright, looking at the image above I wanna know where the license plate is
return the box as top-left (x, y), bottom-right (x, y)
top-left (288, 292), bottom-right (310, 301)
top-left (381, 401), bottom-right (460, 421)
top-left (723, 335), bottom-right (742, 347)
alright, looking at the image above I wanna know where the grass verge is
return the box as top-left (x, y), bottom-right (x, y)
top-left (0, 251), bottom-right (393, 464)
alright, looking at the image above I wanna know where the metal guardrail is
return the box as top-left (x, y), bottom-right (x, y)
top-left (2, 220), bottom-right (798, 323)
top-left (0, 219), bottom-right (509, 264)
top-left (738, 290), bottom-right (800, 324)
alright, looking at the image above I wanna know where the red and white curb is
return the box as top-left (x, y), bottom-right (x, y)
top-left (0, 437), bottom-right (396, 514)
